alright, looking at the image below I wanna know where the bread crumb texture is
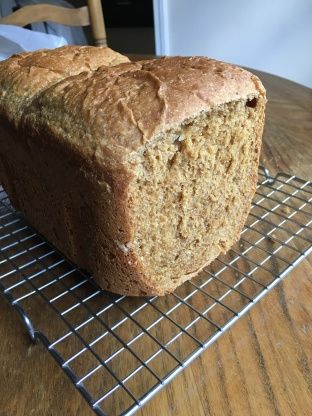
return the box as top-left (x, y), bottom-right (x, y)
top-left (128, 99), bottom-right (265, 293)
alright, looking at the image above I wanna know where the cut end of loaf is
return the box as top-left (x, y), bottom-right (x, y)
top-left (126, 95), bottom-right (265, 295)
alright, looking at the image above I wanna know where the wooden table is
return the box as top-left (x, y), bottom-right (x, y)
top-left (0, 68), bottom-right (312, 416)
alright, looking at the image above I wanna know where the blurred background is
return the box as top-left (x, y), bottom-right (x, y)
top-left (0, 0), bottom-right (311, 87)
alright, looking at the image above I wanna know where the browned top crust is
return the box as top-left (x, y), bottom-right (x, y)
top-left (23, 56), bottom-right (266, 169)
top-left (0, 45), bottom-right (129, 125)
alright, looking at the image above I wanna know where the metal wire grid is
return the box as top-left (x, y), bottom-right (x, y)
top-left (0, 167), bottom-right (311, 416)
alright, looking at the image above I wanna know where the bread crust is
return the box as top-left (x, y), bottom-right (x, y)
top-left (23, 57), bottom-right (265, 162)
top-left (0, 45), bottom-right (129, 126)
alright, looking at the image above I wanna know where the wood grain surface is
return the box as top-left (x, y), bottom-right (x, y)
top-left (0, 64), bottom-right (311, 416)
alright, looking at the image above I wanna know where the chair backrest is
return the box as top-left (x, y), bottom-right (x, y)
top-left (0, 0), bottom-right (107, 46)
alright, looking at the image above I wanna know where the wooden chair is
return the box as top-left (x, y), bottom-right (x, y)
top-left (0, 0), bottom-right (107, 46)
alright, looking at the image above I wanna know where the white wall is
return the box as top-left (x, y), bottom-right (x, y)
top-left (153, 0), bottom-right (312, 87)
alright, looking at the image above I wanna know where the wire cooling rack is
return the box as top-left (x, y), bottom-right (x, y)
top-left (0, 167), bottom-right (312, 415)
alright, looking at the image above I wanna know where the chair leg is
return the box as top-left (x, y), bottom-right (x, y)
top-left (87, 0), bottom-right (107, 46)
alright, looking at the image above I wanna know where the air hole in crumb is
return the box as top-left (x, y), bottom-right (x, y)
top-left (226, 157), bottom-right (233, 173)
top-left (185, 121), bottom-right (194, 128)
top-left (246, 98), bottom-right (258, 108)
top-left (173, 136), bottom-right (182, 151)
top-left (168, 153), bottom-right (178, 168)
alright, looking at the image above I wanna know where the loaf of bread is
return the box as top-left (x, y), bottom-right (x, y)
top-left (0, 46), bottom-right (266, 296)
